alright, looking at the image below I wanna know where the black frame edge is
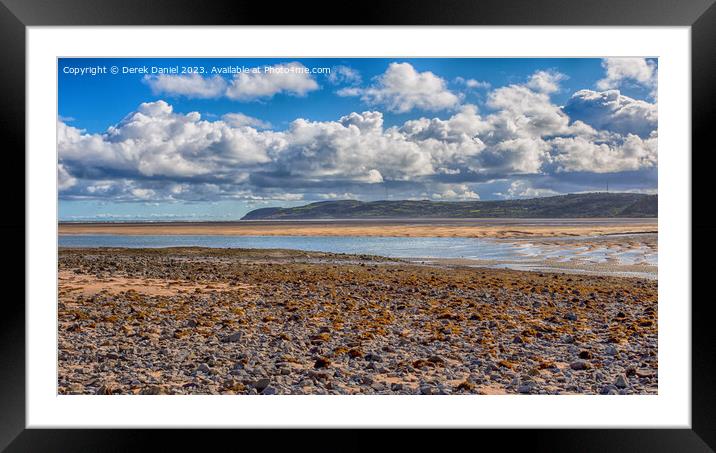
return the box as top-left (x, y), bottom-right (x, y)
top-left (691, 0), bottom-right (716, 450)
top-left (1, 0), bottom-right (715, 26)
top-left (0, 0), bottom-right (26, 451)
top-left (4, 0), bottom-right (716, 451)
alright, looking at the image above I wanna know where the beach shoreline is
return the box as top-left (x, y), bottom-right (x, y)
top-left (58, 218), bottom-right (657, 239)
top-left (58, 247), bottom-right (657, 395)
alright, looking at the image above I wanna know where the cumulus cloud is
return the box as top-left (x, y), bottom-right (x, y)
top-left (563, 89), bottom-right (657, 138)
top-left (526, 70), bottom-right (567, 94)
top-left (222, 112), bottom-right (272, 129)
top-left (455, 77), bottom-right (490, 89)
top-left (58, 163), bottom-right (77, 190)
top-left (497, 179), bottom-right (559, 199)
top-left (143, 63), bottom-right (320, 101)
top-left (225, 62), bottom-right (319, 100)
top-left (59, 71), bottom-right (658, 203)
top-left (143, 73), bottom-right (228, 99)
top-left (431, 183), bottom-right (480, 200)
top-left (319, 192), bottom-right (357, 200)
top-left (58, 100), bottom-right (283, 183)
top-left (480, 138), bottom-right (551, 175)
top-left (596, 58), bottom-right (657, 96)
top-left (485, 84), bottom-right (571, 140)
top-left (338, 62), bottom-right (460, 113)
top-left (327, 65), bottom-right (362, 85)
top-left (551, 132), bottom-right (657, 173)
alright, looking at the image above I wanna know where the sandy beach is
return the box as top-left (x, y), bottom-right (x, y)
top-left (58, 247), bottom-right (657, 395)
top-left (58, 218), bottom-right (658, 239)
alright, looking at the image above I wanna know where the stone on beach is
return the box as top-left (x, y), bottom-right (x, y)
top-left (57, 247), bottom-right (658, 396)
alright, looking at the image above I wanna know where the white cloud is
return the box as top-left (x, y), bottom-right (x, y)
top-left (357, 169), bottom-right (384, 184)
top-left (339, 62), bottom-right (460, 113)
top-left (481, 137), bottom-right (551, 174)
top-left (142, 63), bottom-right (321, 101)
top-left (339, 111), bottom-right (384, 132)
top-left (431, 184), bottom-right (480, 200)
top-left (143, 73), bottom-right (227, 98)
top-left (327, 65), bottom-right (362, 85)
top-left (58, 84), bottom-right (658, 203)
top-left (455, 77), bottom-right (490, 89)
top-left (57, 163), bottom-right (77, 190)
top-left (498, 180), bottom-right (559, 199)
top-left (526, 70), bottom-right (567, 94)
top-left (58, 100), bottom-right (283, 182)
top-left (319, 192), bottom-right (357, 200)
top-left (596, 58), bottom-right (657, 95)
top-left (130, 187), bottom-right (157, 200)
top-left (551, 132), bottom-right (657, 173)
top-left (222, 112), bottom-right (272, 129)
top-left (564, 89), bottom-right (657, 138)
top-left (486, 84), bottom-right (571, 140)
top-left (225, 62), bottom-right (319, 101)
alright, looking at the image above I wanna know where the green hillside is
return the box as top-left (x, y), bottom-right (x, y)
top-left (241, 193), bottom-right (657, 220)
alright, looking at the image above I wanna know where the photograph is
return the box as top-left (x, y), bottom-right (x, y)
top-left (56, 57), bottom-right (658, 396)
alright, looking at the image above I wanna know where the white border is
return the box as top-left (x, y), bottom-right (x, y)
top-left (27, 26), bottom-right (690, 428)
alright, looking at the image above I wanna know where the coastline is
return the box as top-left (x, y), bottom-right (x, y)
top-left (58, 247), bottom-right (657, 395)
top-left (58, 218), bottom-right (657, 239)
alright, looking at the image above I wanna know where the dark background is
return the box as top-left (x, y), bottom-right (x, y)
top-left (1, 0), bottom-right (714, 451)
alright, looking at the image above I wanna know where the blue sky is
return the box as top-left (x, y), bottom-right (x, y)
top-left (58, 57), bottom-right (657, 221)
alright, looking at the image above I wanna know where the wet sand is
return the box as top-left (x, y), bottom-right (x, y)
top-left (58, 218), bottom-right (657, 239)
top-left (58, 247), bottom-right (657, 395)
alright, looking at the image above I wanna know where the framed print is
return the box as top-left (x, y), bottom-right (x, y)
top-left (4, 0), bottom-right (715, 449)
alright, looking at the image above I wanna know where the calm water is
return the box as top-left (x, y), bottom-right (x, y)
top-left (58, 234), bottom-right (657, 267)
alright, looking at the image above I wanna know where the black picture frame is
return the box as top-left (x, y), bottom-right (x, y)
top-left (2, 0), bottom-right (714, 450)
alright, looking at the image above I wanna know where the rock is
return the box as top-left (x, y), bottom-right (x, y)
top-left (564, 312), bottom-right (578, 321)
top-left (197, 363), bottom-right (211, 373)
top-left (221, 332), bottom-right (242, 343)
top-left (96, 383), bottom-right (118, 395)
top-left (140, 385), bottom-right (168, 395)
top-left (615, 374), bottom-right (628, 388)
top-left (605, 345), bottom-right (618, 356)
top-left (67, 383), bottom-right (85, 394)
top-left (527, 368), bottom-right (541, 377)
top-left (347, 348), bottom-right (363, 359)
top-left (391, 383), bottom-right (404, 391)
top-left (636, 368), bottom-right (656, 378)
top-left (364, 352), bottom-right (382, 362)
top-left (570, 360), bottom-right (591, 371)
top-left (261, 386), bottom-right (278, 395)
top-left (600, 385), bottom-right (619, 395)
top-left (314, 357), bottom-right (331, 369)
top-left (420, 385), bottom-right (435, 395)
top-left (518, 384), bottom-right (533, 394)
top-left (578, 350), bottom-right (593, 360)
top-left (253, 378), bottom-right (271, 392)
top-left (512, 336), bottom-right (524, 344)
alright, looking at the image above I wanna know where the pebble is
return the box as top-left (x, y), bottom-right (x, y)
top-left (615, 374), bottom-right (628, 388)
top-left (253, 378), bottom-right (271, 392)
top-left (57, 247), bottom-right (658, 396)
top-left (570, 360), bottom-right (591, 371)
